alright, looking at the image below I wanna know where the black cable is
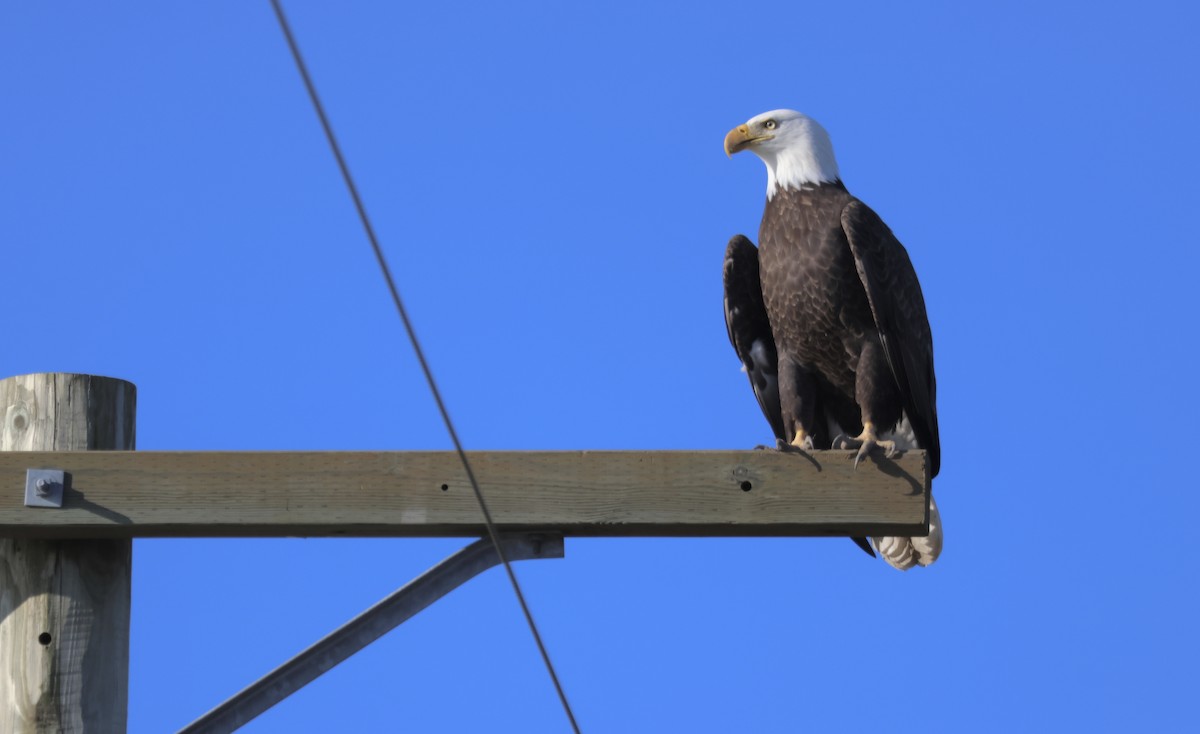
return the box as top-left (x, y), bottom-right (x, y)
top-left (267, 2), bottom-right (582, 731)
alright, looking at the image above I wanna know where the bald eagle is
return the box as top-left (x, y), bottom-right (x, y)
top-left (723, 110), bottom-right (942, 570)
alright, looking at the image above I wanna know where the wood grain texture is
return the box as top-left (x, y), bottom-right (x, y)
top-left (1, 373), bottom-right (134, 734)
top-left (0, 449), bottom-right (928, 538)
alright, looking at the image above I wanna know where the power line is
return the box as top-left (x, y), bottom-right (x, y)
top-left (266, 2), bottom-right (581, 731)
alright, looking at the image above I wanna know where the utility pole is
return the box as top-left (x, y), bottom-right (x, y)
top-left (0, 373), bottom-right (136, 733)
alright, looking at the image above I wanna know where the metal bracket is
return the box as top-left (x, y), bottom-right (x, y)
top-left (25, 468), bottom-right (65, 508)
top-left (178, 533), bottom-right (565, 734)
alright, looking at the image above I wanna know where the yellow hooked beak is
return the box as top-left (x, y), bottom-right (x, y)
top-left (724, 124), bottom-right (772, 157)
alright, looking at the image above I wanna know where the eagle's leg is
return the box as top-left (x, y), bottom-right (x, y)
top-left (835, 339), bottom-right (901, 468)
top-left (776, 357), bottom-right (822, 453)
top-left (833, 422), bottom-right (897, 468)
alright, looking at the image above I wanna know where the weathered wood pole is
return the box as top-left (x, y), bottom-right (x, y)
top-left (0, 373), bottom-right (136, 733)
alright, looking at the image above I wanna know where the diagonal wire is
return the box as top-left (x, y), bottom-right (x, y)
top-left (267, 2), bottom-right (581, 732)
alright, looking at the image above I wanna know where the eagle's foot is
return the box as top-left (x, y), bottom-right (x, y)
top-left (786, 433), bottom-right (815, 452)
top-left (765, 433), bottom-right (815, 454)
top-left (833, 424), bottom-right (896, 469)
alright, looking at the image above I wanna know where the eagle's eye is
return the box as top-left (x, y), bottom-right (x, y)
top-left (764, 119), bottom-right (777, 130)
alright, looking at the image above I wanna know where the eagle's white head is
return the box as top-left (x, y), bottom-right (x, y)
top-left (724, 109), bottom-right (840, 198)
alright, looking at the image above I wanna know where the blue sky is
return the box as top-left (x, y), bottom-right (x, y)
top-left (3, 1), bottom-right (1197, 731)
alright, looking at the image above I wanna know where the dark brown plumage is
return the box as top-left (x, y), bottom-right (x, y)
top-left (757, 183), bottom-right (940, 477)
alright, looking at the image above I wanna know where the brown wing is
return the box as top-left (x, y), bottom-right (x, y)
top-left (841, 200), bottom-right (940, 477)
top-left (723, 235), bottom-right (785, 442)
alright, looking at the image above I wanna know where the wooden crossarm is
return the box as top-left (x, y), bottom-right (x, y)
top-left (0, 450), bottom-right (929, 539)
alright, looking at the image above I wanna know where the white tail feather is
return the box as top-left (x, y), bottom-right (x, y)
top-left (874, 494), bottom-right (942, 571)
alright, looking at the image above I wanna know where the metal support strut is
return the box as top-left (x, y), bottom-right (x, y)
top-left (178, 533), bottom-right (565, 734)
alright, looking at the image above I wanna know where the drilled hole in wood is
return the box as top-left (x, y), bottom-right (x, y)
top-left (37, 632), bottom-right (51, 646)
top-left (440, 484), bottom-right (449, 491)
top-left (740, 481), bottom-right (753, 492)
